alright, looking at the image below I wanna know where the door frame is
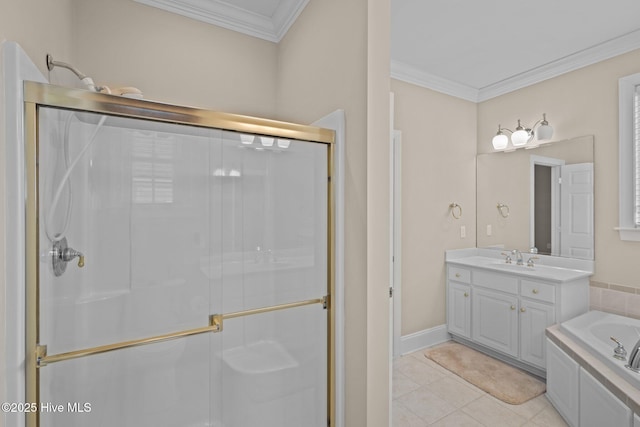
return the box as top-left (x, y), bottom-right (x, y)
top-left (391, 129), bottom-right (402, 359)
top-left (529, 155), bottom-right (564, 255)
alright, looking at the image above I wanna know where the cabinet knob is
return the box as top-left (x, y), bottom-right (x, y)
top-left (510, 305), bottom-right (516, 310)
top-left (532, 289), bottom-right (539, 294)
top-left (520, 307), bottom-right (526, 313)
top-left (455, 273), bottom-right (461, 278)
top-left (464, 292), bottom-right (469, 297)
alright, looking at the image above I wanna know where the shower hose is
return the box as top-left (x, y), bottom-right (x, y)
top-left (45, 114), bottom-right (107, 242)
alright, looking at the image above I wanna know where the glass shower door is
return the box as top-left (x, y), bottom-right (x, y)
top-left (215, 131), bottom-right (328, 426)
top-left (33, 106), bottom-right (329, 427)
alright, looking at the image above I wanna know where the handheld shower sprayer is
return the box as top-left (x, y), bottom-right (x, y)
top-left (43, 54), bottom-right (144, 275)
top-left (45, 54), bottom-right (143, 98)
top-left (46, 54), bottom-right (103, 92)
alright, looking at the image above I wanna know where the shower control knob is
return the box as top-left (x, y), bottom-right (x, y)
top-left (51, 237), bottom-right (85, 277)
top-left (62, 246), bottom-right (84, 266)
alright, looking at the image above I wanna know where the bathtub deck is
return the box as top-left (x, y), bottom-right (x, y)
top-left (546, 324), bottom-right (640, 415)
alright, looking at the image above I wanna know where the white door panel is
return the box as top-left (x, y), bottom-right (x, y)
top-left (560, 163), bottom-right (594, 259)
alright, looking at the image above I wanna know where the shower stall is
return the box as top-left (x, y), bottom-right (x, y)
top-left (23, 82), bottom-right (334, 427)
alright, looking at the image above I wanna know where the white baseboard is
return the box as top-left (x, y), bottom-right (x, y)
top-left (400, 324), bottom-right (450, 355)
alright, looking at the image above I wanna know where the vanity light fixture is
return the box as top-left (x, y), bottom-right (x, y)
top-left (492, 114), bottom-right (553, 151)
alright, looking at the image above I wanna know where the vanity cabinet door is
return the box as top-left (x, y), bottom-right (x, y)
top-left (472, 288), bottom-right (518, 357)
top-left (519, 299), bottom-right (555, 369)
top-left (447, 282), bottom-right (471, 339)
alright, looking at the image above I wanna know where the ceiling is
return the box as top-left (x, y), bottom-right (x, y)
top-left (138, 0), bottom-right (640, 102)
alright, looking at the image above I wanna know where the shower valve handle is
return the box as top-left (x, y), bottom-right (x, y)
top-left (52, 237), bottom-right (85, 277)
top-left (62, 247), bottom-right (85, 267)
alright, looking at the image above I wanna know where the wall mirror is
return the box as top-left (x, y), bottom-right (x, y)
top-left (476, 135), bottom-right (594, 260)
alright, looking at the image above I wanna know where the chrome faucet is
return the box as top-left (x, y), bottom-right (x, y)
top-left (610, 336), bottom-right (627, 361)
top-left (511, 249), bottom-right (524, 266)
top-left (625, 338), bottom-right (640, 372)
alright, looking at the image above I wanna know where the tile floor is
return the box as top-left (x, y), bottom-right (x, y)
top-left (392, 345), bottom-right (569, 427)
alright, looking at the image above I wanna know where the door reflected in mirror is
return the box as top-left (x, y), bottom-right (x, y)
top-left (477, 135), bottom-right (594, 260)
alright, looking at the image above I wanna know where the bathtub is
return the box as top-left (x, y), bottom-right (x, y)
top-left (560, 310), bottom-right (640, 389)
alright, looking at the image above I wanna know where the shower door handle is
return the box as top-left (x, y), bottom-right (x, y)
top-left (37, 314), bottom-right (223, 367)
top-left (36, 296), bottom-right (328, 367)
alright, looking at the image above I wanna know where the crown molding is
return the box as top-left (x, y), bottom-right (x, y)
top-left (477, 28), bottom-right (640, 102)
top-left (271, 0), bottom-right (309, 41)
top-left (390, 60), bottom-right (479, 102)
top-left (135, 0), bottom-right (309, 43)
top-left (392, 28), bottom-right (640, 103)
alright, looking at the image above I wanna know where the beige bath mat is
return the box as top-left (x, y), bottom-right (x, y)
top-left (424, 341), bottom-right (546, 405)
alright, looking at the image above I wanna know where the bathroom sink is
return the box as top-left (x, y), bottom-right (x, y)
top-left (489, 262), bottom-right (536, 272)
top-left (484, 260), bottom-right (591, 282)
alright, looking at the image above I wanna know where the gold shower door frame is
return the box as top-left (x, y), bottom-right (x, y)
top-left (23, 81), bottom-right (335, 427)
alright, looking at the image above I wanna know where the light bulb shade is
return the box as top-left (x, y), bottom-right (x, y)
top-left (492, 133), bottom-right (509, 150)
top-left (260, 137), bottom-right (274, 147)
top-left (277, 139), bottom-right (291, 148)
top-left (536, 124), bottom-right (553, 140)
top-left (511, 129), bottom-right (529, 146)
top-left (240, 134), bottom-right (255, 145)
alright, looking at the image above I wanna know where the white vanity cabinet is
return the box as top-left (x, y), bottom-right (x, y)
top-left (472, 287), bottom-right (519, 357)
top-left (519, 298), bottom-right (555, 367)
top-left (447, 280), bottom-right (471, 339)
top-left (446, 258), bottom-right (589, 375)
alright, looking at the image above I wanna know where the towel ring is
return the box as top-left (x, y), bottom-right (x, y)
top-left (449, 203), bottom-right (462, 219)
top-left (497, 203), bottom-right (510, 218)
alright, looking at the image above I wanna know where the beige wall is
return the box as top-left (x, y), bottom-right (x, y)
top-left (276, 0), bottom-right (391, 424)
top-left (365, 0), bottom-right (391, 424)
top-left (478, 49), bottom-right (640, 288)
top-left (391, 79), bottom-right (477, 334)
top-left (70, 0), bottom-right (278, 117)
top-left (0, 0), bottom-right (74, 76)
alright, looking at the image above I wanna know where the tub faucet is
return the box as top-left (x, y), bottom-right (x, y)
top-left (511, 249), bottom-right (524, 266)
top-left (626, 338), bottom-right (640, 372)
top-left (610, 336), bottom-right (627, 361)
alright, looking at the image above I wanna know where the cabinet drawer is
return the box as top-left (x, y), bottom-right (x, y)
top-left (473, 270), bottom-right (518, 294)
top-left (521, 280), bottom-right (555, 304)
top-left (449, 266), bottom-right (471, 284)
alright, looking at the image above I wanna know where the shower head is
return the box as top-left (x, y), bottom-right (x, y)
top-left (46, 54), bottom-right (101, 92)
top-left (45, 54), bottom-right (144, 99)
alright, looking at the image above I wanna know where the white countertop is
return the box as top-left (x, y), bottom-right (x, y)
top-left (446, 248), bottom-right (593, 283)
